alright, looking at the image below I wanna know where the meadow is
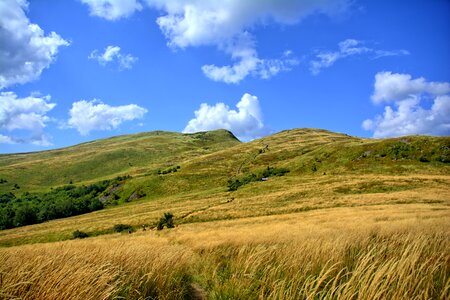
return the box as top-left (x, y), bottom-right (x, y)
top-left (0, 129), bottom-right (449, 299)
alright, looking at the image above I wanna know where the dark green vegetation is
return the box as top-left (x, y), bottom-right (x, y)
top-left (113, 223), bottom-right (134, 233)
top-left (72, 229), bottom-right (89, 239)
top-left (157, 212), bottom-right (175, 230)
top-left (227, 166), bottom-right (290, 191)
top-left (0, 176), bottom-right (130, 230)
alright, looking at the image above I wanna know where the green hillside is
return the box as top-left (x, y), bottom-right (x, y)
top-left (0, 128), bottom-right (449, 243)
top-left (0, 129), bottom-right (240, 193)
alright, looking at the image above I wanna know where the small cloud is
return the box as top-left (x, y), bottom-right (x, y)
top-left (80, 0), bottom-right (143, 20)
top-left (183, 93), bottom-right (269, 141)
top-left (362, 72), bottom-right (450, 138)
top-left (0, 91), bottom-right (56, 145)
top-left (89, 45), bottom-right (138, 70)
top-left (309, 39), bottom-right (409, 75)
top-left (68, 99), bottom-right (147, 135)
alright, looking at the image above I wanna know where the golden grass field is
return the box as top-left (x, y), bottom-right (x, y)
top-left (0, 129), bottom-right (449, 299)
top-left (0, 174), bottom-right (449, 299)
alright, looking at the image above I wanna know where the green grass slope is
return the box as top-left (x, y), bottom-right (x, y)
top-left (0, 129), bottom-right (240, 193)
top-left (1, 128), bottom-right (449, 198)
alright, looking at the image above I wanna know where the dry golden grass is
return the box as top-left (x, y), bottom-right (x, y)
top-left (1, 203), bottom-right (449, 299)
top-left (0, 235), bottom-right (194, 299)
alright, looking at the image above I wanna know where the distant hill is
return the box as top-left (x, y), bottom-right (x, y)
top-left (0, 128), bottom-right (449, 195)
top-left (0, 129), bottom-right (240, 192)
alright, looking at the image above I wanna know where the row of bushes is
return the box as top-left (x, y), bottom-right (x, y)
top-left (0, 176), bottom-right (131, 230)
top-left (157, 166), bottom-right (181, 175)
top-left (228, 166), bottom-right (290, 191)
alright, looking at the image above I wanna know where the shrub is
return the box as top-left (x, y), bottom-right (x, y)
top-left (113, 224), bottom-right (133, 233)
top-left (157, 212), bottom-right (175, 230)
top-left (72, 230), bottom-right (89, 239)
top-left (419, 156), bottom-right (430, 162)
top-left (228, 167), bottom-right (290, 191)
top-left (227, 179), bottom-right (242, 191)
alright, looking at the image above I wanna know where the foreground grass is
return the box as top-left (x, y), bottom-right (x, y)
top-left (0, 204), bottom-right (449, 299)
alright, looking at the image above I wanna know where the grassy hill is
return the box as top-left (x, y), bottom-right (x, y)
top-left (0, 128), bottom-right (449, 299)
top-left (0, 129), bottom-right (240, 192)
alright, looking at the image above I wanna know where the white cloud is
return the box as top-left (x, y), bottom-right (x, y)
top-left (183, 93), bottom-right (268, 141)
top-left (371, 72), bottom-right (450, 104)
top-left (68, 100), bottom-right (147, 135)
top-left (89, 45), bottom-right (138, 70)
top-left (144, 0), bottom-right (348, 83)
top-left (202, 48), bottom-right (299, 84)
top-left (0, 134), bottom-right (15, 144)
top-left (0, 0), bottom-right (70, 89)
top-left (362, 72), bottom-right (450, 138)
top-left (80, 0), bottom-right (143, 20)
top-left (0, 91), bottom-right (56, 145)
top-left (81, 0), bottom-right (349, 82)
top-left (310, 39), bottom-right (409, 75)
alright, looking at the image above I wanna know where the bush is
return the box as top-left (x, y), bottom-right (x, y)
top-left (157, 212), bottom-right (175, 230)
top-left (228, 167), bottom-right (290, 191)
top-left (72, 230), bottom-right (89, 239)
top-left (113, 224), bottom-right (133, 233)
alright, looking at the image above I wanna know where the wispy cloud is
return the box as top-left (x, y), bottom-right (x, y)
top-left (89, 45), bottom-right (138, 70)
top-left (80, 0), bottom-right (143, 20)
top-left (310, 39), bottom-right (409, 75)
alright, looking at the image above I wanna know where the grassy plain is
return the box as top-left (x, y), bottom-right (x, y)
top-left (0, 128), bottom-right (449, 299)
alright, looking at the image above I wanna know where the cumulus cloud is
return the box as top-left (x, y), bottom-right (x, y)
top-left (144, 0), bottom-right (350, 83)
top-left (183, 93), bottom-right (268, 141)
top-left (89, 45), bottom-right (138, 70)
top-left (310, 39), bottom-right (409, 75)
top-left (80, 0), bottom-right (143, 20)
top-left (362, 72), bottom-right (450, 138)
top-left (68, 100), bottom-right (147, 135)
top-left (0, 91), bottom-right (56, 145)
top-left (0, 0), bottom-right (70, 89)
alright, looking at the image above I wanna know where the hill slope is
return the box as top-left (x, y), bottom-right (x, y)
top-left (0, 129), bottom-right (240, 192)
top-left (0, 128), bottom-right (449, 299)
top-left (0, 128), bottom-right (449, 245)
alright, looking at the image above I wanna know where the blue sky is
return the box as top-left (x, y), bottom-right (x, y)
top-left (1, 0), bottom-right (449, 154)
